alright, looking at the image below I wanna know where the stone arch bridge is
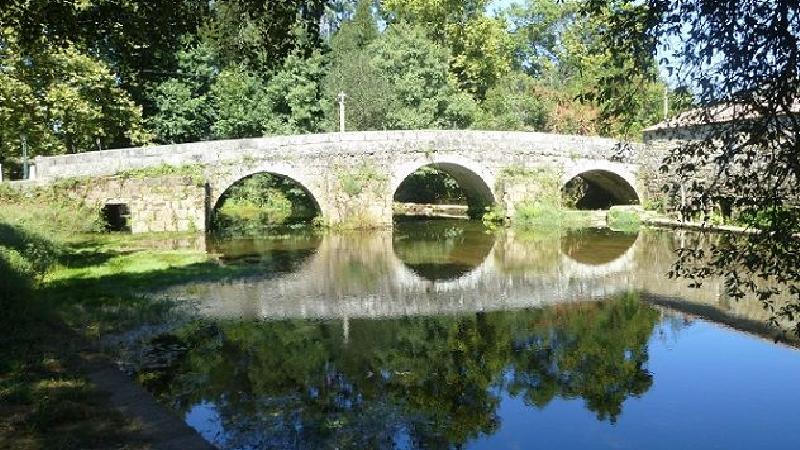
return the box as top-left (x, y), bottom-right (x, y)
top-left (26, 130), bottom-right (661, 233)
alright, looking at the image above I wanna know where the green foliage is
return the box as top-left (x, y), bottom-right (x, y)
top-left (209, 66), bottom-right (270, 139)
top-left (367, 23), bottom-right (458, 129)
top-left (502, 0), bottom-right (573, 77)
top-left (262, 48), bottom-right (326, 134)
top-left (383, 0), bottom-right (514, 97)
top-left (336, 164), bottom-right (387, 197)
top-left (0, 30), bottom-right (148, 162)
top-left (607, 208), bottom-right (642, 231)
top-left (147, 79), bottom-right (211, 143)
top-left (322, 1), bottom-right (389, 131)
top-left (2, 0), bottom-right (210, 108)
top-left (129, 292), bottom-right (658, 445)
top-left (328, 0), bottom-right (379, 54)
top-left (145, 40), bottom-right (217, 144)
top-left (212, 173), bottom-right (319, 236)
top-left (513, 201), bottom-right (594, 229)
top-left (322, 48), bottom-right (391, 131)
top-left (562, 176), bottom-right (588, 209)
top-left (394, 166), bottom-right (466, 204)
top-left (0, 184), bottom-right (105, 236)
top-left (200, 0), bottom-right (326, 75)
top-left (475, 71), bottom-right (551, 131)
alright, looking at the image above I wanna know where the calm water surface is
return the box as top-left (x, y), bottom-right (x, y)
top-left (128, 220), bottom-right (800, 449)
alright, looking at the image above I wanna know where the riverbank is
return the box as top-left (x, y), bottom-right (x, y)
top-left (0, 216), bottom-right (221, 448)
top-left (643, 217), bottom-right (756, 234)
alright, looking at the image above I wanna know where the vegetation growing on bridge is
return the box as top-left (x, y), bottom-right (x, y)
top-left (116, 163), bottom-right (207, 186)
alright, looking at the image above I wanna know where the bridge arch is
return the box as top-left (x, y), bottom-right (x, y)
top-left (390, 156), bottom-right (496, 219)
top-left (209, 164), bottom-right (326, 228)
top-left (561, 163), bottom-right (641, 209)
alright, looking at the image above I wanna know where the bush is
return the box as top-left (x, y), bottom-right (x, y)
top-left (607, 208), bottom-right (642, 231)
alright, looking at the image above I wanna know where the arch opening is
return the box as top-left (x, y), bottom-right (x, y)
top-left (211, 172), bottom-right (321, 236)
top-left (562, 169), bottom-right (639, 210)
top-left (393, 163), bottom-right (495, 220)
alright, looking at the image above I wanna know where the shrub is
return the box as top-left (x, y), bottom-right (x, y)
top-left (607, 208), bottom-right (642, 231)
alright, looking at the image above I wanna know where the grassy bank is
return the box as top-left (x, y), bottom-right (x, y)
top-left (0, 186), bottom-right (241, 448)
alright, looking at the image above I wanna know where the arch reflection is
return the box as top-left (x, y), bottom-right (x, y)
top-left (560, 228), bottom-right (638, 266)
top-left (392, 219), bottom-right (496, 281)
top-left (206, 233), bottom-right (322, 274)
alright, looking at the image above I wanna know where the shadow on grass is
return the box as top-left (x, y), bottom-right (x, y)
top-left (0, 237), bottom-right (268, 448)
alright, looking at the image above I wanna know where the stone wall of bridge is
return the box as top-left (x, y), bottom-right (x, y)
top-left (60, 175), bottom-right (208, 233)
top-left (24, 130), bottom-right (660, 232)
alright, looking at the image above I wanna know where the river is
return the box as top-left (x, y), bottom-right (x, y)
top-left (119, 219), bottom-right (800, 449)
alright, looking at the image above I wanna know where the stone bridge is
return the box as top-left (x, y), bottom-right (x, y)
top-left (25, 130), bottom-right (662, 232)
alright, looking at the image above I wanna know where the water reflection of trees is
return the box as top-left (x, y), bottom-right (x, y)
top-left (137, 293), bottom-right (659, 448)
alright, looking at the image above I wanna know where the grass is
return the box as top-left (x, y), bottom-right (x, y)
top-left (512, 201), bottom-right (597, 229)
top-left (0, 319), bottom-right (148, 449)
top-left (607, 208), bottom-right (642, 232)
top-left (0, 185), bottom-right (260, 447)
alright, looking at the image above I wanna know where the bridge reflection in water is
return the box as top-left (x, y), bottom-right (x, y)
top-left (188, 222), bottom-right (786, 334)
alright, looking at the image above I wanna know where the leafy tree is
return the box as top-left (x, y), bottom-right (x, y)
top-left (209, 66), bottom-right (269, 139)
top-left (368, 23), bottom-right (452, 128)
top-left (327, 0), bottom-right (379, 54)
top-left (368, 23), bottom-right (479, 129)
top-left (502, 0), bottom-right (575, 77)
top-left (0, 30), bottom-right (146, 161)
top-left (322, 50), bottom-right (391, 131)
top-left (201, 0), bottom-right (327, 75)
top-left (323, 21), bottom-right (479, 131)
top-left (321, 1), bottom-right (390, 131)
top-left (475, 71), bottom-right (551, 131)
top-left (263, 48), bottom-right (327, 135)
top-left (1, 0), bottom-right (211, 107)
top-left (383, 0), bottom-right (514, 97)
top-left (146, 41), bottom-right (217, 144)
top-left (146, 80), bottom-right (211, 144)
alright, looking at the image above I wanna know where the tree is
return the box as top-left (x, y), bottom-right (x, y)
top-left (475, 71), bottom-right (551, 131)
top-left (209, 66), bottom-right (269, 139)
top-left (1, 0), bottom-right (211, 108)
top-left (0, 30), bottom-right (147, 161)
top-left (502, 0), bottom-right (575, 77)
top-left (146, 41), bottom-right (217, 144)
top-left (382, 0), bottom-right (514, 97)
top-left (201, 0), bottom-right (327, 75)
top-left (322, 1), bottom-right (390, 131)
top-left (582, 0), bottom-right (800, 337)
top-left (263, 47), bottom-right (327, 135)
top-left (327, 0), bottom-right (378, 54)
top-left (323, 21), bottom-right (479, 131)
top-left (368, 23), bottom-right (479, 129)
